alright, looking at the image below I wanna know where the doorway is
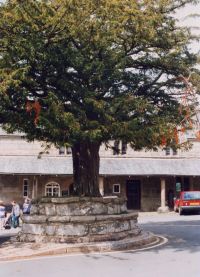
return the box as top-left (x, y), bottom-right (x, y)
top-left (126, 180), bottom-right (141, 210)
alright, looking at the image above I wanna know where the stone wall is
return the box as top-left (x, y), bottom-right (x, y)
top-left (20, 197), bottom-right (141, 243)
top-left (1, 130), bottom-right (200, 158)
top-left (0, 175), bottom-right (22, 205)
top-left (0, 175), bottom-right (73, 206)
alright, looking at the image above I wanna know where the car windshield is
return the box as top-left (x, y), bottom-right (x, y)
top-left (183, 192), bottom-right (200, 200)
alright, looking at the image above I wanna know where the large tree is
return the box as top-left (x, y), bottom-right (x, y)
top-left (0, 0), bottom-right (199, 196)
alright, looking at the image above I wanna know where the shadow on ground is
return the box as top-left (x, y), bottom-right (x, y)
top-left (0, 229), bottom-right (20, 248)
top-left (138, 218), bottom-right (200, 254)
top-left (0, 236), bottom-right (12, 246)
top-left (83, 217), bottom-right (200, 262)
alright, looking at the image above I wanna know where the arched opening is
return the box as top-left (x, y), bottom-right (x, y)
top-left (45, 182), bottom-right (60, 197)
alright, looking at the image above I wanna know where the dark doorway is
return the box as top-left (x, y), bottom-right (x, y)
top-left (126, 180), bottom-right (141, 210)
top-left (183, 177), bottom-right (190, 191)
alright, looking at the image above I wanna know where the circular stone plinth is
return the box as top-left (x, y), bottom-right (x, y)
top-left (2, 233), bottom-right (166, 262)
top-left (59, 231), bottom-right (161, 253)
top-left (19, 197), bottom-right (157, 249)
top-left (20, 211), bottom-right (140, 243)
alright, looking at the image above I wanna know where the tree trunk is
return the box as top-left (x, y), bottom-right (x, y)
top-left (71, 140), bottom-right (101, 197)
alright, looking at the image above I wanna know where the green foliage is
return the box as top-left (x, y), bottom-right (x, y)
top-left (0, 0), bottom-right (199, 149)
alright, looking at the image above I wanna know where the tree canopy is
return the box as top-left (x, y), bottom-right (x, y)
top-left (0, 0), bottom-right (199, 196)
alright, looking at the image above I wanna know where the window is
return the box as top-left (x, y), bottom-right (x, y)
top-left (121, 141), bottom-right (127, 155)
top-left (66, 147), bottom-right (72, 154)
top-left (59, 147), bottom-right (72, 155)
top-left (45, 182), bottom-right (60, 197)
top-left (59, 147), bottom-right (65, 155)
top-left (23, 179), bottom-right (29, 197)
top-left (173, 149), bottom-right (177, 155)
top-left (113, 140), bottom-right (120, 155)
top-left (183, 191), bottom-right (200, 200)
top-left (113, 184), bottom-right (120, 194)
top-left (113, 140), bottom-right (128, 155)
top-left (165, 147), bottom-right (170, 156)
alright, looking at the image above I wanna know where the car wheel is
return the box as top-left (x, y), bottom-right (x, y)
top-left (179, 207), bottom-right (184, 215)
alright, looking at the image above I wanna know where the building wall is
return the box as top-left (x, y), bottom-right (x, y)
top-left (1, 129), bottom-right (200, 211)
top-left (99, 140), bottom-right (200, 158)
top-left (141, 177), bottom-right (161, 211)
top-left (102, 175), bottom-right (200, 211)
top-left (104, 176), bottom-right (162, 211)
top-left (1, 130), bottom-right (200, 159)
top-left (1, 174), bottom-right (200, 211)
top-left (141, 177), bottom-right (176, 211)
top-left (37, 176), bottom-right (73, 197)
top-left (0, 175), bottom-right (21, 204)
top-left (192, 177), bottom-right (200, 190)
top-left (104, 176), bottom-right (126, 197)
top-left (0, 136), bottom-right (59, 156)
top-left (0, 174), bottom-right (73, 206)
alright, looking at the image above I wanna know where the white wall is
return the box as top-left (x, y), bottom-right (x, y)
top-left (0, 130), bottom-right (200, 159)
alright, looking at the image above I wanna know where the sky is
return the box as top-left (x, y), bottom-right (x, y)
top-left (176, 1), bottom-right (200, 54)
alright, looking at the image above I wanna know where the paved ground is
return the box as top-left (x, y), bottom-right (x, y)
top-left (1, 212), bottom-right (200, 277)
top-left (0, 211), bottom-right (178, 262)
top-left (0, 212), bottom-right (166, 262)
top-left (0, 228), bottom-right (84, 261)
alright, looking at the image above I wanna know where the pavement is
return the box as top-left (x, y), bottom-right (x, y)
top-left (0, 227), bottom-right (71, 262)
top-left (0, 212), bottom-right (168, 262)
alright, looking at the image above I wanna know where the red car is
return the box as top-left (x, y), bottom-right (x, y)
top-left (174, 191), bottom-right (200, 215)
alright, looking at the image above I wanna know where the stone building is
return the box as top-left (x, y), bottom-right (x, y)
top-left (1, 128), bottom-right (200, 211)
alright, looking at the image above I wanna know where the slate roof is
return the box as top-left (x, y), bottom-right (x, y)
top-left (0, 156), bottom-right (200, 176)
top-left (0, 156), bottom-right (73, 175)
top-left (101, 158), bottom-right (200, 176)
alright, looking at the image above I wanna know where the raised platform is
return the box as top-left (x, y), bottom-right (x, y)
top-left (19, 197), bottom-right (158, 250)
top-left (0, 231), bottom-right (163, 262)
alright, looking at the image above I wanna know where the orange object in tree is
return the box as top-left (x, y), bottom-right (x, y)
top-left (161, 136), bottom-right (167, 146)
top-left (174, 128), bottom-right (179, 144)
top-left (26, 101), bottom-right (41, 125)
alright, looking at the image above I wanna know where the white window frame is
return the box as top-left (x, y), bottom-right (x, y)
top-left (23, 179), bottom-right (29, 197)
top-left (45, 182), bottom-right (60, 197)
top-left (113, 184), bottom-right (120, 194)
